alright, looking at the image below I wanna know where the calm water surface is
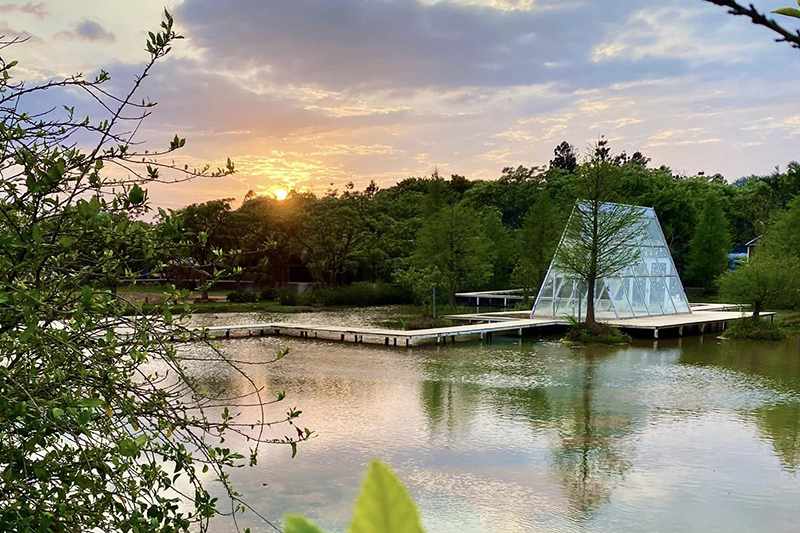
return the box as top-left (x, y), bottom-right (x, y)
top-left (182, 310), bottom-right (800, 533)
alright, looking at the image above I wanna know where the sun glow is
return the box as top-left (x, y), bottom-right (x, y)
top-left (274, 189), bottom-right (288, 201)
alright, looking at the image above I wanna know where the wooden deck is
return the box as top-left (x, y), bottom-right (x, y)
top-left (203, 318), bottom-right (563, 346)
top-left (198, 303), bottom-right (769, 346)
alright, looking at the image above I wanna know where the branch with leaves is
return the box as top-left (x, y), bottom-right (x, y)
top-left (0, 10), bottom-right (307, 533)
top-left (704, 0), bottom-right (800, 49)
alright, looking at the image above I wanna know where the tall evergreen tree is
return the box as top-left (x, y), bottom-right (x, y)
top-left (413, 202), bottom-right (493, 307)
top-left (685, 194), bottom-right (732, 289)
top-left (513, 191), bottom-right (564, 302)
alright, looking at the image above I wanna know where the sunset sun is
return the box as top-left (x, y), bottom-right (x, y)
top-left (274, 189), bottom-right (288, 201)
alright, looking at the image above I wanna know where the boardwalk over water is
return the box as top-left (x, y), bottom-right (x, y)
top-left (202, 303), bottom-right (772, 346)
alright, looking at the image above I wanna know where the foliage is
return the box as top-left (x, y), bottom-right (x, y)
top-left (284, 460), bottom-right (427, 533)
top-left (685, 194), bottom-right (732, 290)
top-left (0, 14), bottom-right (307, 533)
top-left (311, 282), bottom-right (412, 307)
top-left (762, 194), bottom-right (800, 262)
top-left (513, 191), bottom-right (564, 302)
top-left (293, 189), bottom-right (364, 288)
top-left (565, 323), bottom-right (632, 345)
top-left (718, 253), bottom-right (800, 320)
top-left (550, 141), bottom-right (578, 173)
top-left (413, 201), bottom-right (493, 307)
top-left (226, 290), bottom-right (260, 303)
top-left (723, 319), bottom-right (788, 341)
top-left (554, 139), bottom-right (645, 326)
top-left (278, 288), bottom-right (300, 306)
top-left (394, 267), bottom-right (441, 314)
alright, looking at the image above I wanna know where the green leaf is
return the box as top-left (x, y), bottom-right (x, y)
top-left (129, 184), bottom-right (145, 205)
top-left (31, 224), bottom-right (42, 244)
top-left (284, 515), bottom-right (326, 533)
top-left (773, 6), bottom-right (800, 18)
top-left (348, 461), bottom-right (426, 533)
top-left (290, 441), bottom-right (297, 459)
top-left (51, 407), bottom-right (64, 421)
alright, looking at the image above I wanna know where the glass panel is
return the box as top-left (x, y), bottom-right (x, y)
top-left (628, 277), bottom-right (649, 316)
top-left (607, 277), bottom-right (633, 318)
top-left (647, 277), bottom-right (666, 315)
top-left (533, 274), bottom-right (555, 317)
top-left (595, 283), bottom-right (616, 319)
top-left (668, 276), bottom-right (691, 313)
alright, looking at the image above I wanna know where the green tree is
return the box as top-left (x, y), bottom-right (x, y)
top-left (175, 198), bottom-right (234, 298)
top-left (0, 13), bottom-right (307, 533)
top-left (413, 202), bottom-right (493, 307)
top-left (718, 253), bottom-right (800, 321)
top-left (685, 194), bottom-right (732, 290)
top-left (763, 194), bottom-right (800, 262)
top-left (554, 139), bottom-right (644, 328)
top-left (513, 191), bottom-right (564, 302)
top-left (550, 141), bottom-right (578, 173)
top-left (293, 191), bottom-right (363, 288)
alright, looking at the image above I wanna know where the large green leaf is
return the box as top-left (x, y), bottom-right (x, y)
top-left (284, 515), bottom-right (327, 533)
top-left (348, 461), bottom-right (427, 533)
top-left (773, 6), bottom-right (800, 18)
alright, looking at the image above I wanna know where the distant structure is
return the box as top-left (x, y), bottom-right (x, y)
top-left (531, 203), bottom-right (691, 320)
top-left (728, 235), bottom-right (761, 269)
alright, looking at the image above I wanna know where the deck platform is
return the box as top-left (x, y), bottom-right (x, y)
top-left (198, 304), bottom-right (769, 346)
top-left (203, 318), bottom-right (563, 346)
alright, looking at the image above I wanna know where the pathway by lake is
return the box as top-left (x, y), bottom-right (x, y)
top-left (180, 310), bottom-right (800, 533)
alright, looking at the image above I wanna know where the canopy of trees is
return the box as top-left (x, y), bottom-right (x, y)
top-left (160, 144), bottom-right (800, 306)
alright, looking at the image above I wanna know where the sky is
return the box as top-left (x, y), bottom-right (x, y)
top-left (3, 0), bottom-right (800, 209)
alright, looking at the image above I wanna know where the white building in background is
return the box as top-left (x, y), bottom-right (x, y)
top-left (531, 203), bottom-right (691, 321)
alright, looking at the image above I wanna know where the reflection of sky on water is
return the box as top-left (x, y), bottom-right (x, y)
top-left (180, 311), bottom-right (800, 533)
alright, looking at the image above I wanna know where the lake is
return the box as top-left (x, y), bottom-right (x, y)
top-left (182, 310), bottom-right (800, 533)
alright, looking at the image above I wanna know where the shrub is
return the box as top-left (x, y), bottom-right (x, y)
top-left (565, 322), bottom-right (631, 345)
top-left (278, 289), bottom-right (299, 306)
top-left (259, 287), bottom-right (277, 301)
top-left (724, 319), bottom-right (787, 341)
top-left (312, 282), bottom-right (412, 307)
top-left (226, 290), bottom-right (259, 303)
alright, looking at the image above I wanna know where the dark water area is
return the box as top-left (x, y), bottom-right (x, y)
top-left (181, 311), bottom-right (800, 533)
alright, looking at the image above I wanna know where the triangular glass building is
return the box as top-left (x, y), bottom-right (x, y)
top-left (531, 202), bottom-right (691, 320)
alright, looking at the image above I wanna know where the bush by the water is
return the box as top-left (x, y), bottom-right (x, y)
top-left (312, 282), bottom-right (412, 307)
top-left (259, 287), bottom-right (276, 301)
top-left (565, 320), bottom-right (631, 345)
top-left (278, 289), bottom-right (299, 306)
top-left (226, 290), bottom-right (259, 303)
top-left (724, 319), bottom-right (786, 341)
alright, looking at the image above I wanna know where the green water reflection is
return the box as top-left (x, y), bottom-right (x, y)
top-left (179, 323), bottom-right (800, 533)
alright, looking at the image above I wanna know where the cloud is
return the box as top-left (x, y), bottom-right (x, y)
top-left (0, 22), bottom-right (41, 43)
top-left (591, 7), bottom-right (758, 65)
top-left (0, 2), bottom-right (48, 19)
top-left (176, 0), bottom-right (668, 93)
top-left (56, 20), bottom-right (115, 42)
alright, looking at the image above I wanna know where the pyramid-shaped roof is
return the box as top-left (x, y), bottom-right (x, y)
top-left (531, 202), bottom-right (691, 320)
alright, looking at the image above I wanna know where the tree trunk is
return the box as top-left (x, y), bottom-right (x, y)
top-left (752, 300), bottom-right (762, 323)
top-left (586, 277), bottom-right (596, 328)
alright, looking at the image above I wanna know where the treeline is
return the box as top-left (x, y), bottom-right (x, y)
top-left (152, 140), bottom-right (800, 306)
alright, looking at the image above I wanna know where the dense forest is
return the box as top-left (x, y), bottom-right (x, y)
top-left (152, 140), bottom-right (800, 305)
